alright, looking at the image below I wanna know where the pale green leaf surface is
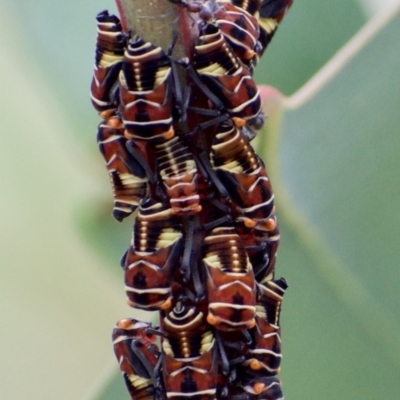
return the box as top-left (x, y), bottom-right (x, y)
top-left (258, 4), bottom-right (400, 399)
top-left (254, 0), bottom-right (366, 94)
top-left (0, 3), bottom-right (150, 399)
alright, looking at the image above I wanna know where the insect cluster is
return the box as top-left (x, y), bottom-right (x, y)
top-left (90, 0), bottom-right (293, 398)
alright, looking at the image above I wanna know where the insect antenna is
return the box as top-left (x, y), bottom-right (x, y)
top-left (208, 197), bottom-right (231, 214)
top-left (200, 215), bottom-right (233, 232)
top-left (253, 254), bottom-right (271, 282)
top-left (191, 113), bottom-right (231, 135)
top-left (225, 394), bottom-right (249, 400)
top-left (215, 332), bottom-right (231, 376)
top-left (241, 329), bottom-right (252, 344)
top-left (167, 31), bottom-right (179, 56)
top-left (198, 151), bottom-right (230, 199)
top-left (145, 327), bottom-right (163, 338)
top-left (127, 340), bottom-right (156, 379)
top-left (183, 63), bottom-right (225, 110)
top-left (186, 106), bottom-right (223, 117)
top-left (221, 340), bottom-right (245, 352)
top-left (125, 141), bottom-right (157, 184)
top-left (153, 356), bottom-right (164, 392)
top-left (229, 355), bottom-right (246, 366)
top-left (191, 250), bottom-right (206, 300)
top-left (169, 56), bottom-right (189, 125)
top-left (180, 216), bottom-right (195, 281)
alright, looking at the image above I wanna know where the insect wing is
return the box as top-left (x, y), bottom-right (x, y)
top-left (194, 23), bottom-right (262, 125)
top-left (91, 11), bottom-right (125, 117)
top-left (97, 119), bottom-right (148, 221)
top-left (124, 198), bottom-right (183, 310)
top-left (162, 301), bottom-right (218, 399)
top-left (120, 37), bottom-right (174, 142)
top-left (258, 0), bottom-right (294, 55)
top-left (112, 318), bottom-right (160, 400)
top-left (202, 226), bottom-right (257, 331)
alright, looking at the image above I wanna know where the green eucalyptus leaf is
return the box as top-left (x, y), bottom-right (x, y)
top-left (254, 0), bottom-right (366, 94)
top-left (259, 5), bottom-right (400, 399)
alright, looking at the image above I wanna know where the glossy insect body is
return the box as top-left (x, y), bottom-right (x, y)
top-left (211, 122), bottom-right (259, 176)
top-left (91, 11), bottom-right (125, 118)
top-left (162, 300), bottom-right (218, 399)
top-left (202, 226), bottom-right (256, 331)
top-left (119, 37), bottom-right (174, 142)
top-left (210, 122), bottom-right (275, 231)
top-left (244, 278), bottom-right (287, 375)
top-left (175, 0), bottom-right (261, 64)
top-left (229, 168), bottom-right (274, 229)
top-left (240, 375), bottom-right (284, 399)
top-left (155, 136), bottom-right (202, 216)
top-left (112, 318), bottom-right (161, 400)
top-left (89, 3), bottom-right (293, 398)
top-left (198, 0), bottom-right (261, 64)
top-left (230, 0), bottom-right (262, 16)
top-left (194, 23), bottom-right (262, 126)
top-left (258, 0), bottom-right (294, 56)
top-left (237, 216), bottom-right (280, 282)
top-left (123, 197), bottom-right (184, 311)
top-left (97, 118), bottom-right (148, 221)
top-left (120, 36), bottom-right (201, 216)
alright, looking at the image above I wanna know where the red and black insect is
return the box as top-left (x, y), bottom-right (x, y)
top-left (177, 0), bottom-right (294, 61)
top-left (119, 36), bottom-right (175, 142)
top-left (161, 299), bottom-right (218, 399)
top-left (171, 0), bottom-right (261, 66)
top-left (258, 0), bottom-right (294, 56)
top-left (230, 0), bottom-right (262, 16)
top-left (97, 118), bottom-right (148, 221)
top-left (240, 375), bottom-right (284, 399)
top-left (90, 1), bottom-right (293, 398)
top-left (91, 11), bottom-right (150, 221)
top-left (210, 121), bottom-right (275, 232)
top-left (236, 215), bottom-right (280, 282)
top-left (155, 136), bottom-right (202, 216)
top-left (202, 125), bottom-right (277, 274)
top-left (244, 277), bottom-right (287, 376)
top-left (112, 318), bottom-right (162, 400)
top-left (206, 1), bottom-right (260, 64)
top-left (90, 10), bottom-right (125, 119)
top-left (202, 226), bottom-right (257, 331)
top-left (122, 196), bottom-right (184, 311)
top-left (193, 22), bottom-right (262, 128)
top-left (119, 36), bottom-right (202, 216)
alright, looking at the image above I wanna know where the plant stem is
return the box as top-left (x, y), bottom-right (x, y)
top-left (115, 0), bottom-right (188, 58)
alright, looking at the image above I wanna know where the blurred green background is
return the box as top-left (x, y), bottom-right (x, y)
top-left (1, 0), bottom-right (399, 399)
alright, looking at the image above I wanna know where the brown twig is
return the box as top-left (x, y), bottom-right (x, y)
top-left (115, 0), bottom-right (191, 58)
